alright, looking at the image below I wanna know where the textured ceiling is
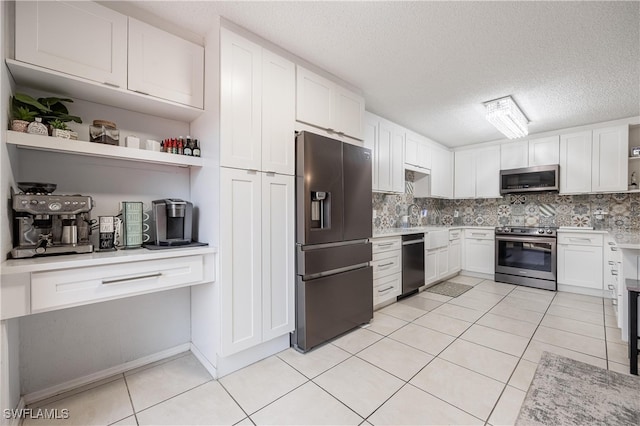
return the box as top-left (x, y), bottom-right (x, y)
top-left (121, 1), bottom-right (640, 147)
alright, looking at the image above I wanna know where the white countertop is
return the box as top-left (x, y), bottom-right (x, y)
top-left (372, 226), bottom-right (493, 238)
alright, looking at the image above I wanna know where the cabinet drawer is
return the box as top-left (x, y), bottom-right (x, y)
top-left (449, 229), bottom-right (462, 241)
top-left (465, 229), bottom-right (495, 240)
top-left (31, 255), bottom-right (204, 313)
top-left (372, 237), bottom-right (402, 254)
top-left (372, 251), bottom-right (402, 279)
top-left (558, 233), bottom-right (603, 246)
top-left (373, 273), bottom-right (401, 307)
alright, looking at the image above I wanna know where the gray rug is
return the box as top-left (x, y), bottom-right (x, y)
top-left (516, 352), bottom-right (640, 426)
top-left (425, 281), bottom-right (473, 298)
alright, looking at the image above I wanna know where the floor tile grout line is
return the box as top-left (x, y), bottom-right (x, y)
top-left (121, 373), bottom-right (140, 426)
top-left (131, 378), bottom-right (216, 417)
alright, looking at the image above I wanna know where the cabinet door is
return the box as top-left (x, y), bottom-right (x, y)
top-left (296, 66), bottom-right (335, 130)
top-left (15, 1), bottom-right (127, 87)
top-left (560, 131), bottom-right (592, 194)
top-left (262, 173), bottom-right (295, 341)
top-left (437, 248), bottom-right (449, 279)
top-left (220, 168), bottom-right (262, 355)
top-left (557, 244), bottom-right (603, 289)
top-left (431, 145), bottom-right (453, 198)
top-left (417, 142), bottom-right (432, 170)
top-left (334, 86), bottom-right (365, 140)
top-left (454, 150), bottom-right (476, 198)
top-left (128, 18), bottom-right (204, 108)
top-left (425, 250), bottom-right (438, 285)
top-left (364, 113), bottom-right (379, 190)
top-left (391, 125), bottom-right (405, 193)
top-left (528, 136), bottom-right (559, 166)
top-left (262, 50), bottom-right (295, 175)
top-left (500, 140), bottom-right (528, 170)
top-left (592, 126), bottom-right (628, 192)
top-left (220, 29), bottom-right (262, 170)
top-left (464, 238), bottom-right (495, 275)
top-left (448, 240), bottom-right (461, 275)
top-left (475, 146), bottom-right (501, 198)
top-left (405, 134), bottom-right (419, 167)
top-left (377, 120), bottom-right (394, 192)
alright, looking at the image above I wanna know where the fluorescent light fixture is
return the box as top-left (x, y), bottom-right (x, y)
top-left (484, 96), bottom-right (528, 139)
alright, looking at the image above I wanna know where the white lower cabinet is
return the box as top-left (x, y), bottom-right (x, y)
top-left (220, 168), bottom-right (294, 356)
top-left (557, 232), bottom-right (603, 290)
top-left (448, 231), bottom-right (462, 275)
top-left (463, 229), bottom-right (495, 275)
top-left (372, 236), bottom-right (402, 308)
top-left (425, 247), bottom-right (449, 285)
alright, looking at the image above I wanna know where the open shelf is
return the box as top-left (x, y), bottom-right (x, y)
top-left (6, 59), bottom-right (204, 123)
top-left (6, 131), bottom-right (204, 168)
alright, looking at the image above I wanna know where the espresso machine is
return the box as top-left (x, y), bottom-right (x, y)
top-left (151, 199), bottom-right (193, 246)
top-left (11, 183), bottom-right (94, 258)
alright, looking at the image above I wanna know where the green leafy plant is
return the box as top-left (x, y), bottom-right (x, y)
top-left (10, 93), bottom-right (82, 124)
top-left (12, 105), bottom-right (39, 122)
top-left (48, 119), bottom-right (68, 130)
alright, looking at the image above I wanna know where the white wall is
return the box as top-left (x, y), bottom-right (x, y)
top-left (18, 288), bottom-right (190, 395)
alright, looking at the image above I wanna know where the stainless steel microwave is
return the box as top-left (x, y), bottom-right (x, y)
top-left (499, 165), bottom-right (559, 195)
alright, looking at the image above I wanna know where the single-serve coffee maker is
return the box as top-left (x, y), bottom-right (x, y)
top-left (151, 199), bottom-right (193, 246)
top-left (11, 184), bottom-right (94, 258)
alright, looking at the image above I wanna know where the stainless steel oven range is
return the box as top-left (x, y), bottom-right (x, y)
top-left (495, 226), bottom-right (557, 291)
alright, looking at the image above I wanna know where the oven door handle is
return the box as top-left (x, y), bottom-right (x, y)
top-left (495, 236), bottom-right (557, 244)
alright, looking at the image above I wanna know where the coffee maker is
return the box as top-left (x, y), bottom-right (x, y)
top-left (11, 184), bottom-right (94, 258)
top-left (151, 199), bottom-right (193, 246)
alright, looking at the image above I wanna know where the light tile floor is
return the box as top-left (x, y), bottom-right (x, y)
top-left (24, 276), bottom-right (640, 426)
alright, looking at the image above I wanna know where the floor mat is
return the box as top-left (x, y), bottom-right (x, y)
top-left (425, 281), bottom-right (473, 298)
top-left (516, 352), bottom-right (640, 425)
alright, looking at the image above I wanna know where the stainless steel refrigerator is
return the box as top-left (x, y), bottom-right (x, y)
top-left (292, 131), bottom-right (373, 352)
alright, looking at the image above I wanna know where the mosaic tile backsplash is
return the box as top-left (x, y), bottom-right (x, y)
top-left (372, 173), bottom-right (640, 236)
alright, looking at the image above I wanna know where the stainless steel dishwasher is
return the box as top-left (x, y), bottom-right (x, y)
top-left (401, 233), bottom-right (425, 298)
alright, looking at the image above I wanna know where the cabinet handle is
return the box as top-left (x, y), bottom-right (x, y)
top-left (377, 242), bottom-right (394, 247)
top-left (612, 299), bottom-right (618, 306)
top-left (265, 170), bottom-right (276, 175)
top-left (568, 238), bottom-right (592, 242)
top-left (133, 89), bottom-right (150, 96)
top-left (608, 284), bottom-right (615, 290)
top-left (378, 262), bottom-right (394, 268)
top-left (608, 242), bottom-right (615, 246)
top-left (247, 169), bottom-right (259, 174)
top-left (102, 272), bottom-right (162, 285)
top-left (471, 233), bottom-right (487, 237)
top-left (327, 128), bottom-right (335, 133)
top-left (377, 286), bottom-right (394, 293)
top-left (611, 270), bottom-right (618, 276)
top-left (608, 261), bottom-right (615, 265)
top-left (103, 81), bottom-right (120, 88)
top-left (610, 247), bottom-right (618, 251)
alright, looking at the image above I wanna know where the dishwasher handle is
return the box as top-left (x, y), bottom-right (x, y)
top-left (402, 238), bottom-right (424, 245)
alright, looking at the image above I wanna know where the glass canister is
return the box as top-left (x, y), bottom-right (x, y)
top-left (89, 120), bottom-right (120, 145)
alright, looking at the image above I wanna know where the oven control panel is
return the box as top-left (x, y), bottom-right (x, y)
top-left (496, 226), bottom-right (556, 237)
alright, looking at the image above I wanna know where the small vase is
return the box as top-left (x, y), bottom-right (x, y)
top-left (27, 117), bottom-right (48, 136)
top-left (11, 119), bottom-right (29, 132)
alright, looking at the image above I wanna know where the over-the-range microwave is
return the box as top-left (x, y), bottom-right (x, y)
top-left (499, 164), bottom-right (559, 195)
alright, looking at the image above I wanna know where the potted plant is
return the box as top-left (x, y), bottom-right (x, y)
top-left (9, 93), bottom-right (82, 136)
top-left (49, 119), bottom-right (78, 140)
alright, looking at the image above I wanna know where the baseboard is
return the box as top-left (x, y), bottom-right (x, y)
top-left (190, 343), bottom-right (217, 379)
top-left (216, 334), bottom-right (290, 378)
top-left (557, 284), bottom-right (606, 298)
top-left (23, 343), bottom-right (190, 405)
top-left (460, 270), bottom-right (494, 281)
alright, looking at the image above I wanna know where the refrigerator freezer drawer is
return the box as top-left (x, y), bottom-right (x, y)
top-left (297, 242), bottom-right (372, 277)
top-left (293, 266), bottom-right (373, 352)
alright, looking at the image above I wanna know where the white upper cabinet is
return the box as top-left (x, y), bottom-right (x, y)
top-left (220, 28), bottom-right (263, 170)
top-left (501, 136), bottom-right (559, 170)
top-left (296, 66), bottom-right (365, 140)
top-left (454, 150), bottom-right (476, 198)
top-left (128, 18), bottom-right (204, 108)
top-left (261, 50), bottom-right (296, 175)
top-left (560, 131), bottom-right (592, 194)
top-left (15, 1), bottom-right (128, 88)
top-left (455, 146), bottom-right (500, 198)
top-left (405, 131), bottom-right (432, 171)
top-left (364, 112), bottom-right (404, 194)
top-left (500, 140), bottom-right (528, 170)
top-left (592, 126), bottom-right (628, 192)
top-left (430, 145), bottom-right (453, 198)
top-left (528, 136), bottom-right (560, 166)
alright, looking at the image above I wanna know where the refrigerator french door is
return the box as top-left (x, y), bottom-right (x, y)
top-left (293, 132), bottom-right (373, 352)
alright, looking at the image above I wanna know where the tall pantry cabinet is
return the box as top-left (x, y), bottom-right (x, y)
top-left (219, 28), bottom-right (295, 356)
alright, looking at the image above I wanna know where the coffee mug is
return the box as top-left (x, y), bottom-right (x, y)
top-left (121, 202), bottom-right (150, 248)
top-left (98, 216), bottom-right (121, 251)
